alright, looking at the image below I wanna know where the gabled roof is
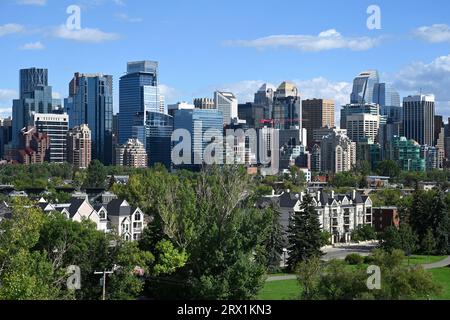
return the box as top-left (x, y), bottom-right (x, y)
top-left (107, 199), bottom-right (133, 216)
top-left (67, 198), bottom-right (88, 218)
top-left (279, 192), bottom-right (300, 208)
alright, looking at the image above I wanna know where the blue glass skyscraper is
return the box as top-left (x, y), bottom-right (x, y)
top-left (119, 61), bottom-right (159, 145)
top-left (373, 83), bottom-right (402, 122)
top-left (65, 73), bottom-right (113, 165)
top-left (173, 109), bottom-right (223, 170)
top-left (146, 112), bottom-right (173, 168)
top-left (350, 70), bottom-right (379, 105)
top-left (12, 68), bottom-right (61, 148)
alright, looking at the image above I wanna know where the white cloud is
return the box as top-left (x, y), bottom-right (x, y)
top-left (224, 29), bottom-right (381, 52)
top-left (116, 13), bottom-right (143, 23)
top-left (0, 23), bottom-right (25, 37)
top-left (414, 24), bottom-right (450, 43)
top-left (20, 41), bottom-right (45, 50)
top-left (52, 25), bottom-right (120, 43)
top-left (393, 54), bottom-right (450, 100)
top-left (17, 0), bottom-right (46, 5)
top-left (159, 84), bottom-right (180, 104)
top-left (215, 80), bottom-right (268, 103)
top-left (0, 89), bottom-right (18, 101)
top-left (52, 92), bottom-right (61, 99)
top-left (0, 89), bottom-right (17, 117)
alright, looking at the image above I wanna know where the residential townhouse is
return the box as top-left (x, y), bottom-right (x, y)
top-left (260, 189), bottom-right (373, 244)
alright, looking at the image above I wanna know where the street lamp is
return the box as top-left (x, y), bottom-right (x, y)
top-left (282, 248), bottom-right (287, 269)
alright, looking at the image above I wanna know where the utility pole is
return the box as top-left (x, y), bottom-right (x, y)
top-left (94, 268), bottom-right (115, 300)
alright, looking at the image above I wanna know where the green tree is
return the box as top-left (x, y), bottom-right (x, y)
top-left (376, 160), bottom-right (400, 178)
top-left (119, 166), bottom-right (271, 300)
top-left (296, 257), bottom-right (321, 300)
top-left (351, 225), bottom-right (377, 242)
top-left (263, 208), bottom-right (285, 273)
top-left (421, 228), bottom-right (436, 257)
top-left (84, 160), bottom-right (107, 188)
top-left (0, 200), bottom-right (69, 300)
top-left (287, 194), bottom-right (322, 270)
top-left (380, 226), bottom-right (402, 252)
top-left (430, 190), bottom-right (450, 254)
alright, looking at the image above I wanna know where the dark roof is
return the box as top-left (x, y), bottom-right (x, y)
top-left (37, 202), bottom-right (51, 210)
top-left (107, 199), bottom-right (133, 216)
top-left (68, 198), bottom-right (88, 218)
top-left (255, 196), bottom-right (278, 209)
top-left (93, 204), bottom-right (105, 211)
top-left (279, 192), bottom-right (300, 208)
top-left (0, 202), bottom-right (12, 220)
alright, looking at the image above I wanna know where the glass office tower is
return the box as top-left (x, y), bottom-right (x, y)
top-left (146, 112), bottom-right (173, 169)
top-left (119, 61), bottom-right (159, 145)
top-left (173, 109), bottom-right (223, 170)
top-left (350, 70), bottom-right (379, 105)
top-left (374, 83), bottom-right (402, 122)
top-left (12, 68), bottom-right (61, 148)
top-left (65, 73), bottom-right (113, 165)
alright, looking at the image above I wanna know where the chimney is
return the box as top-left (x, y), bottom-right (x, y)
top-left (272, 189), bottom-right (275, 196)
top-left (317, 190), bottom-right (321, 202)
top-left (331, 190), bottom-right (335, 199)
top-left (352, 190), bottom-right (356, 200)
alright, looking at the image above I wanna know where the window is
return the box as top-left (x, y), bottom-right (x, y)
top-left (99, 210), bottom-right (106, 220)
top-left (133, 222), bottom-right (142, 229)
top-left (134, 213), bottom-right (141, 221)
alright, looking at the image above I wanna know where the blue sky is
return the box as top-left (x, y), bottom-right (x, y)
top-left (1, 0), bottom-right (450, 122)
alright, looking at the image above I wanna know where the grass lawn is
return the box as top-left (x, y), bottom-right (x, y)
top-left (407, 255), bottom-right (447, 266)
top-left (258, 279), bottom-right (301, 300)
top-left (429, 267), bottom-right (450, 300)
top-left (258, 263), bottom-right (450, 300)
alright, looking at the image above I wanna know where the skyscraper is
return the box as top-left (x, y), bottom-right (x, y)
top-left (145, 112), bottom-right (173, 168)
top-left (67, 124), bottom-right (92, 169)
top-left (193, 98), bottom-right (215, 110)
top-left (0, 117), bottom-right (12, 159)
top-left (340, 103), bottom-right (380, 129)
top-left (33, 113), bottom-right (69, 163)
top-left (173, 109), bottom-right (223, 170)
top-left (12, 68), bottom-right (61, 149)
top-left (254, 83), bottom-right (275, 119)
top-left (214, 91), bottom-right (238, 126)
top-left (65, 72), bottom-right (113, 165)
top-left (373, 83), bottom-right (401, 122)
top-left (119, 61), bottom-right (159, 145)
top-left (403, 94), bottom-right (435, 146)
top-left (302, 99), bottom-right (335, 150)
top-left (350, 70), bottom-right (379, 104)
top-left (346, 113), bottom-right (380, 143)
top-left (272, 82), bottom-right (301, 130)
top-left (320, 130), bottom-right (356, 173)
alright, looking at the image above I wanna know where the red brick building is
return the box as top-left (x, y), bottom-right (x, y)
top-left (372, 207), bottom-right (400, 232)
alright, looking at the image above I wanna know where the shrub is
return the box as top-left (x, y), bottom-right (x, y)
top-left (363, 255), bottom-right (375, 264)
top-left (345, 253), bottom-right (364, 265)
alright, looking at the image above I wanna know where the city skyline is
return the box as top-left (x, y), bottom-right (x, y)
top-left (1, 0), bottom-right (450, 123)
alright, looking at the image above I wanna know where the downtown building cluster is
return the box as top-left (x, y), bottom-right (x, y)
top-left (0, 63), bottom-right (448, 176)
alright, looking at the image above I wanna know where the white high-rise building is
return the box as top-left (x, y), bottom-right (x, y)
top-left (346, 113), bottom-right (380, 143)
top-left (214, 91), bottom-right (238, 126)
